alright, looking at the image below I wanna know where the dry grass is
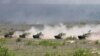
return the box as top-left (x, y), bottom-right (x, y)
top-left (0, 38), bottom-right (99, 56)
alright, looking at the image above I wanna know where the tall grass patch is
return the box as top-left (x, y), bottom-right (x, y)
top-left (0, 38), bottom-right (6, 46)
top-left (0, 47), bottom-right (14, 56)
top-left (39, 40), bottom-right (64, 46)
top-left (73, 48), bottom-right (92, 56)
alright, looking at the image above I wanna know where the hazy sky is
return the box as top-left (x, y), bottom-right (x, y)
top-left (0, 0), bottom-right (100, 4)
top-left (0, 0), bottom-right (100, 24)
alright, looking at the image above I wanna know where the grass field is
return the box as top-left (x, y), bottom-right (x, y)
top-left (0, 23), bottom-right (100, 56)
top-left (0, 38), bottom-right (100, 56)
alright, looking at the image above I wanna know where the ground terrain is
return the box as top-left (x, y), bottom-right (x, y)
top-left (0, 23), bottom-right (100, 56)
